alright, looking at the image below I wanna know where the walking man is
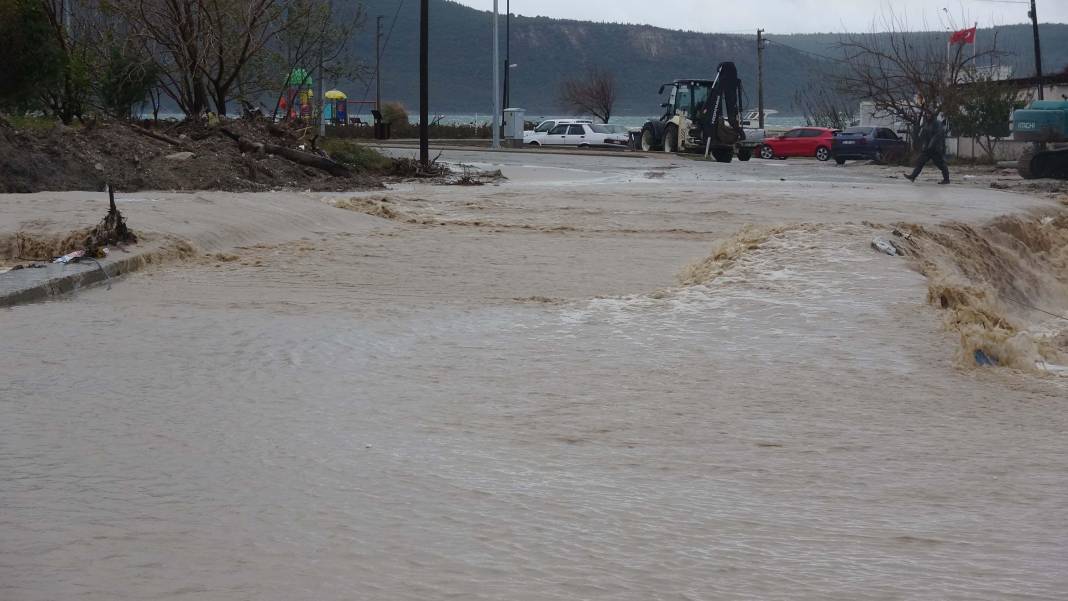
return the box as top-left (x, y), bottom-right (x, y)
top-left (904, 113), bottom-right (950, 184)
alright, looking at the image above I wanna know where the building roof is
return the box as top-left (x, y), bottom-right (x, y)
top-left (979, 71), bottom-right (1068, 89)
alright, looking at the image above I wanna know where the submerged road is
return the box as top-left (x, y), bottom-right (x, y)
top-left (2, 151), bottom-right (1066, 600)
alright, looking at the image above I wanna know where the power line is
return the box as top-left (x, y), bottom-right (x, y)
top-left (355, 0), bottom-right (405, 119)
top-left (1004, 295), bottom-right (1068, 323)
top-left (764, 38), bottom-right (846, 63)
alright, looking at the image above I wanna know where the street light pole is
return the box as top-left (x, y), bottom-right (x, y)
top-left (1029, 0), bottom-right (1044, 100)
top-left (492, 0), bottom-right (501, 149)
top-left (420, 0), bottom-right (429, 166)
top-left (502, 0), bottom-right (510, 139)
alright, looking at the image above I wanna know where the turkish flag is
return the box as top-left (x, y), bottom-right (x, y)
top-left (950, 27), bottom-right (977, 45)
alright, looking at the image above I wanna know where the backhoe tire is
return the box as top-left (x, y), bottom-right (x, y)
top-left (640, 127), bottom-right (658, 152)
top-left (737, 147), bottom-right (752, 161)
top-left (711, 148), bottom-right (733, 163)
top-left (663, 125), bottom-right (678, 153)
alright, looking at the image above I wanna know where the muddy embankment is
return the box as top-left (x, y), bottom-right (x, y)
top-left (902, 209), bottom-right (1068, 372)
top-left (678, 204), bottom-right (1068, 374)
top-left (0, 116), bottom-right (382, 194)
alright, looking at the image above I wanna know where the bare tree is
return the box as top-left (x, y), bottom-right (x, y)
top-left (260, 1), bottom-right (365, 121)
top-left (101, 0), bottom-right (212, 115)
top-left (793, 87), bottom-right (856, 130)
top-left (39, 0), bottom-right (95, 124)
top-left (559, 67), bottom-right (617, 123)
top-left (831, 9), bottom-right (1002, 137)
top-left (101, 0), bottom-right (361, 117)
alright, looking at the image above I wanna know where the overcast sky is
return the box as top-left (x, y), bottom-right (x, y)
top-left (452, 0), bottom-right (1067, 34)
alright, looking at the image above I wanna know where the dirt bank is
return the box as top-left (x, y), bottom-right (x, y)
top-left (897, 209), bottom-right (1068, 372)
top-left (0, 117), bottom-right (383, 193)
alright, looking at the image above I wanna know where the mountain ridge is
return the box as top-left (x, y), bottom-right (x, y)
top-left (342, 0), bottom-right (821, 118)
top-left (336, 1), bottom-right (1068, 119)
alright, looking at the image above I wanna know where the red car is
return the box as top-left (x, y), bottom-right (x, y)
top-left (759, 127), bottom-right (838, 161)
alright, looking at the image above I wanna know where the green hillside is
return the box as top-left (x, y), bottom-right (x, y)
top-left (338, 0), bottom-right (824, 118)
top-left (330, 2), bottom-right (1067, 120)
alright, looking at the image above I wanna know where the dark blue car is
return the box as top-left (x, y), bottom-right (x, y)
top-left (831, 126), bottom-right (908, 164)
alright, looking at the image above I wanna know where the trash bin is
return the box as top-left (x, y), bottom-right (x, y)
top-left (503, 108), bottom-right (525, 148)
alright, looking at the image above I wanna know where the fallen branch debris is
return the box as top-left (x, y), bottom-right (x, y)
top-left (218, 127), bottom-right (352, 177)
top-left (128, 124), bottom-right (185, 147)
top-left (84, 185), bottom-right (138, 257)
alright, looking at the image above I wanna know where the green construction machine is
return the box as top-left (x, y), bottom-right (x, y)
top-left (1012, 99), bottom-right (1068, 179)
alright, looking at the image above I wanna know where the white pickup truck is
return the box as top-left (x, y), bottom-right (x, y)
top-left (739, 110), bottom-right (772, 154)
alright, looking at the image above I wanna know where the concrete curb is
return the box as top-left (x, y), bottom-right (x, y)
top-left (0, 243), bottom-right (162, 308)
top-left (366, 142), bottom-right (662, 160)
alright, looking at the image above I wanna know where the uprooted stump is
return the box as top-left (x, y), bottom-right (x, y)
top-left (84, 186), bottom-right (138, 257)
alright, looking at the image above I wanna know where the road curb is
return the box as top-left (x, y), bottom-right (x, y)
top-left (0, 244), bottom-right (163, 308)
top-left (366, 142), bottom-right (662, 160)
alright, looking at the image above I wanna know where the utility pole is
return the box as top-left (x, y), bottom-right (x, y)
top-left (1029, 0), bottom-right (1044, 100)
top-left (756, 29), bottom-right (765, 130)
top-left (376, 15), bottom-right (383, 112)
top-left (492, 1), bottom-right (501, 149)
top-left (420, 0), bottom-right (429, 166)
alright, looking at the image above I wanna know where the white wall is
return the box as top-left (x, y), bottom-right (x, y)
top-left (948, 137), bottom-right (1029, 161)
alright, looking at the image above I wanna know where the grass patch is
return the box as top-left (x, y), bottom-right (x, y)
top-left (321, 139), bottom-right (393, 172)
top-left (5, 114), bottom-right (64, 132)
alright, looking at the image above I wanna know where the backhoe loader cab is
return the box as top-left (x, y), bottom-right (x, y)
top-left (639, 62), bottom-right (751, 162)
top-left (659, 79), bottom-right (716, 121)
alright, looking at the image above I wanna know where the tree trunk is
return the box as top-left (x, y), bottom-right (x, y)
top-left (218, 127), bottom-right (352, 177)
top-left (213, 86), bottom-right (228, 117)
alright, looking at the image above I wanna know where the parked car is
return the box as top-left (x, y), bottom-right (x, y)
top-left (531, 123), bottom-right (628, 147)
top-left (588, 124), bottom-right (631, 147)
top-left (831, 126), bottom-right (908, 164)
top-left (596, 123), bottom-right (631, 136)
top-left (524, 118), bottom-right (593, 144)
top-left (758, 127), bottom-right (837, 161)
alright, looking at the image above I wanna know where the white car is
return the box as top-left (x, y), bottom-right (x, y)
top-left (523, 118), bottom-right (593, 144)
top-left (529, 123), bottom-right (630, 148)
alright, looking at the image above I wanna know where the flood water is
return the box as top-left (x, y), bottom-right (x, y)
top-left (2, 153), bottom-right (1067, 600)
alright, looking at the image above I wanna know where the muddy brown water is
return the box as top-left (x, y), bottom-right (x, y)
top-left (2, 153), bottom-right (1067, 600)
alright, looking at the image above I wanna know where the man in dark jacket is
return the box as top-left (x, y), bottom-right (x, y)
top-left (904, 114), bottom-right (950, 184)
